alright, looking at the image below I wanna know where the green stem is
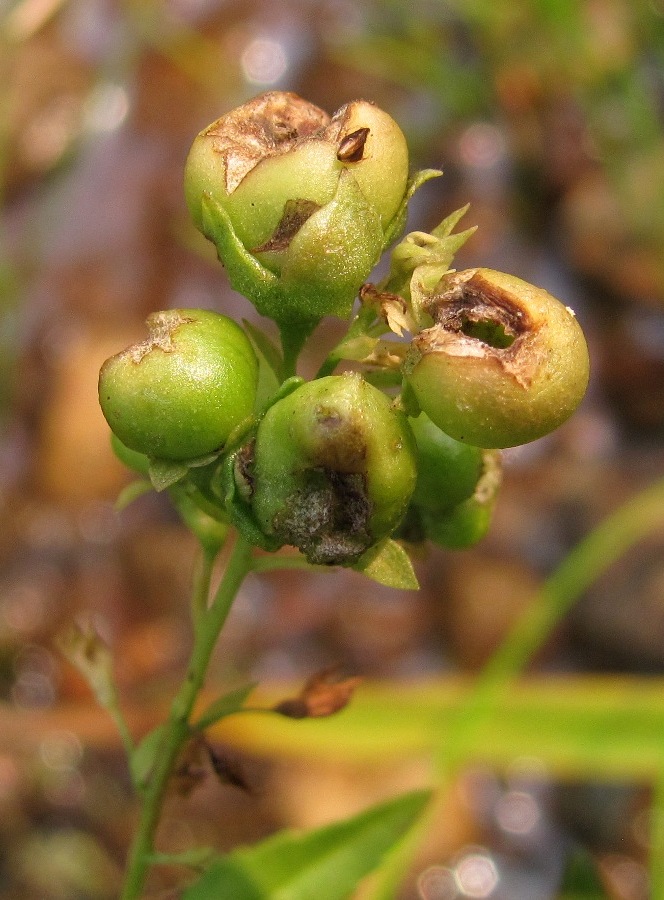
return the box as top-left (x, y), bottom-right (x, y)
top-left (191, 548), bottom-right (216, 628)
top-left (120, 533), bottom-right (253, 900)
top-left (107, 703), bottom-right (136, 760)
top-left (250, 553), bottom-right (326, 574)
top-left (279, 320), bottom-right (318, 379)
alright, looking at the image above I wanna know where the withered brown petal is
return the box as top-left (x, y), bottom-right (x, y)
top-left (274, 666), bottom-right (363, 719)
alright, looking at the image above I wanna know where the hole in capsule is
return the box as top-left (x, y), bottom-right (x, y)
top-left (460, 317), bottom-right (516, 349)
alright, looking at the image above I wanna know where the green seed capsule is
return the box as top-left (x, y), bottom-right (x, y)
top-left (184, 92), bottom-right (409, 324)
top-left (403, 268), bottom-right (590, 448)
top-left (241, 372), bottom-right (417, 565)
top-left (99, 309), bottom-right (258, 461)
top-left (421, 449), bottom-right (501, 549)
top-left (409, 412), bottom-right (484, 515)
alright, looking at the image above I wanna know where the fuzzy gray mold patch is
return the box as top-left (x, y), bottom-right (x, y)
top-left (273, 469), bottom-right (372, 565)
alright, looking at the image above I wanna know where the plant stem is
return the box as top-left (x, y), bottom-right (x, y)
top-left (191, 548), bottom-right (216, 628)
top-left (120, 533), bottom-right (253, 900)
top-left (279, 320), bottom-right (317, 379)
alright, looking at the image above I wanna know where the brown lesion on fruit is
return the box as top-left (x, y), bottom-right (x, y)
top-left (124, 310), bottom-right (194, 364)
top-left (253, 198), bottom-right (321, 253)
top-left (234, 439), bottom-right (256, 502)
top-left (203, 92), bottom-right (331, 193)
top-left (274, 469), bottom-right (373, 566)
top-left (309, 406), bottom-right (368, 473)
top-left (415, 269), bottom-right (544, 388)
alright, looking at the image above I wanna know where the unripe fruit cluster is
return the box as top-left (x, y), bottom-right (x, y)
top-left (98, 93), bottom-right (592, 567)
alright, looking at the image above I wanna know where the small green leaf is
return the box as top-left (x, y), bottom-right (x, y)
top-left (200, 194), bottom-right (279, 313)
top-left (352, 539), bottom-right (419, 589)
top-left (181, 789), bottom-right (430, 900)
top-left (242, 319), bottom-right (284, 383)
top-left (130, 724), bottom-right (166, 788)
top-left (148, 459), bottom-right (189, 492)
top-left (115, 479), bottom-right (153, 511)
top-left (193, 683), bottom-right (258, 732)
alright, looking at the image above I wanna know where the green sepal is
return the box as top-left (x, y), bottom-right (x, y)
top-left (115, 479), bottom-right (153, 512)
top-left (192, 682), bottom-right (257, 732)
top-left (148, 459), bottom-right (189, 492)
top-left (202, 171), bottom-right (384, 326)
top-left (111, 433), bottom-right (150, 476)
top-left (421, 449), bottom-right (501, 549)
top-left (382, 168), bottom-right (443, 250)
top-left (422, 496), bottom-right (493, 549)
top-left (352, 538), bottom-right (419, 589)
top-left (217, 442), bottom-right (282, 553)
top-left (148, 451), bottom-right (220, 493)
top-left (257, 375), bottom-right (304, 416)
top-left (201, 194), bottom-right (280, 318)
top-left (242, 319), bottom-right (284, 384)
top-left (400, 380), bottom-right (421, 418)
top-left (261, 169), bottom-right (383, 324)
top-left (383, 204), bottom-right (476, 325)
top-left (210, 376), bottom-right (306, 553)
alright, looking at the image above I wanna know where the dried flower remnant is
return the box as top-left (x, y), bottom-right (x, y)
top-left (274, 667), bottom-right (363, 719)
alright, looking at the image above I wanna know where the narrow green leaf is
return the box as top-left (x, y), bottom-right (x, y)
top-left (130, 724), bottom-right (166, 788)
top-left (193, 683), bottom-right (258, 732)
top-left (115, 479), bottom-right (153, 511)
top-left (148, 459), bottom-right (189, 492)
top-left (431, 203), bottom-right (470, 239)
top-left (353, 539), bottom-right (419, 589)
top-left (181, 789), bottom-right (430, 900)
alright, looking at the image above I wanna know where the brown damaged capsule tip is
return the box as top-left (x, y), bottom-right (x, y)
top-left (337, 127), bottom-right (370, 162)
top-left (404, 268), bottom-right (590, 448)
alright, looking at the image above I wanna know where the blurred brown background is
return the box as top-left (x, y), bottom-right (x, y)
top-left (1, 0), bottom-right (664, 897)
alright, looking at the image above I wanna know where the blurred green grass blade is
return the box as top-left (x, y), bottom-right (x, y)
top-left (439, 475), bottom-right (664, 775)
top-left (216, 675), bottom-right (664, 781)
top-left (181, 789), bottom-right (430, 900)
